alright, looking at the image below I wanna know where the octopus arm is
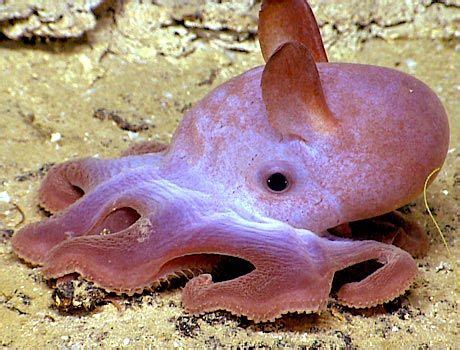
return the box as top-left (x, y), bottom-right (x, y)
top-left (38, 154), bottom-right (162, 213)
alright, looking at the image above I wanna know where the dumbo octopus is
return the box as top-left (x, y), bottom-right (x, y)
top-left (12, 0), bottom-right (449, 322)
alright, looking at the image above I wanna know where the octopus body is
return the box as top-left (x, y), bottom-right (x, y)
top-left (12, 0), bottom-right (449, 322)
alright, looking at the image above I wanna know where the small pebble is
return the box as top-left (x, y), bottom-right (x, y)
top-left (435, 262), bottom-right (452, 273)
top-left (78, 55), bottom-right (93, 73)
top-left (128, 131), bottom-right (139, 140)
top-left (0, 191), bottom-right (11, 203)
top-left (123, 338), bottom-right (130, 346)
top-left (50, 133), bottom-right (62, 143)
top-left (405, 58), bottom-right (417, 70)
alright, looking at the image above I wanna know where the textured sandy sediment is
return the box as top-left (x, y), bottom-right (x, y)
top-left (0, 1), bottom-right (459, 348)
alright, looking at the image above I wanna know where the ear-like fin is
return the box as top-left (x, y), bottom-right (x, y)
top-left (259, 0), bottom-right (328, 62)
top-left (261, 42), bottom-right (336, 139)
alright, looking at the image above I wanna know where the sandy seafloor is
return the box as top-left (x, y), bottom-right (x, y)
top-left (0, 1), bottom-right (459, 348)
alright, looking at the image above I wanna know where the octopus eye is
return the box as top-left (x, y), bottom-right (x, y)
top-left (266, 172), bottom-right (289, 192)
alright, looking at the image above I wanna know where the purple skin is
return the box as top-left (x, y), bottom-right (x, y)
top-left (11, 0), bottom-right (449, 322)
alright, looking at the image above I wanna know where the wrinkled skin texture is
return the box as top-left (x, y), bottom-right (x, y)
top-left (12, 0), bottom-right (449, 322)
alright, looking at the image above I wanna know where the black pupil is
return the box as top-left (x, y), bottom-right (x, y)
top-left (267, 173), bottom-right (289, 192)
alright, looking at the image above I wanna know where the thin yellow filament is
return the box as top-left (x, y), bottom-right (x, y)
top-left (423, 168), bottom-right (455, 271)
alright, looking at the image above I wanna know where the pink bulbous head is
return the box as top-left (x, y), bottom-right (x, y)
top-left (162, 0), bottom-right (449, 233)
